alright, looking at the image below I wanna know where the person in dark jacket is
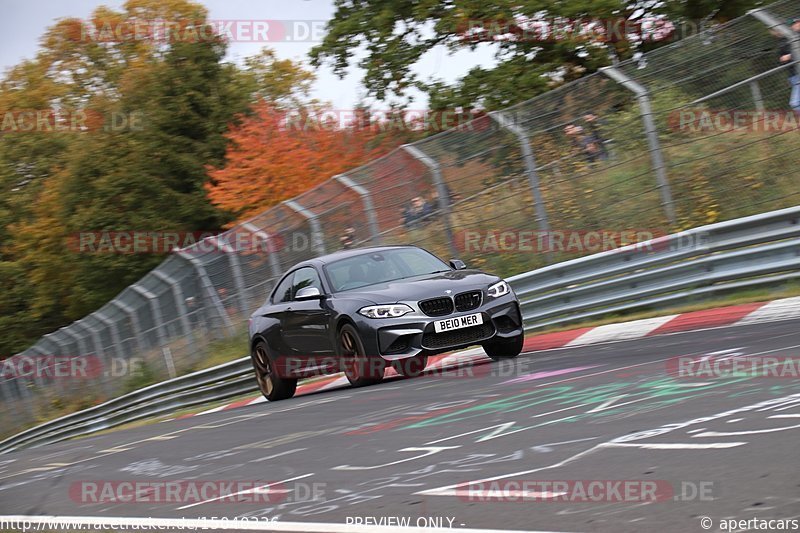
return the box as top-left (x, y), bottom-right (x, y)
top-left (779, 18), bottom-right (800, 111)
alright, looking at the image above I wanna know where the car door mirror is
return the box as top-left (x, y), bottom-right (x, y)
top-left (449, 259), bottom-right (467, 270)
top-left (295, 286), bottom-right (324, 300)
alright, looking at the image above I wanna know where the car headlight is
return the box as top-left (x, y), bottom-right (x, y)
top-left (358, 304), bottom-right (414, 319)
top-left (487, 280), bottom-right (510, 298)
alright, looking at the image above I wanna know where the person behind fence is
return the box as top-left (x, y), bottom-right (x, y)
top-left (402, 196), bottom-right (427, 228)
top-left (778, 18), bottom-right (800, 112)
top-left (340, 226), bottom-right (356, 249)
top-left (564, 123), bottom-right (602, 163)
top-left (582, 113), bottom-right (608, 160)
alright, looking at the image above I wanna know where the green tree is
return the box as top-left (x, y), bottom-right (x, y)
top-left (310, 0), bottom-right (764, 111)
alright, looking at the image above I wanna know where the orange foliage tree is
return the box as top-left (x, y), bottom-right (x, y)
top-left (206, 103), bottom-right (404, 222)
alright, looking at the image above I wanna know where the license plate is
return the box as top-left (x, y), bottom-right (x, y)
top-left (434, 313), bottom-right (483, 333)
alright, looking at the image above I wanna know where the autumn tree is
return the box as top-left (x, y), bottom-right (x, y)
top-left (206, 103), bottom-right (407, 221)
top-left (0, 0), bottom-right (313, 354)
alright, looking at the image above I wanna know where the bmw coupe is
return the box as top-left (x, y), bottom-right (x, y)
top-left (248, 245), bottom-right (524, 400)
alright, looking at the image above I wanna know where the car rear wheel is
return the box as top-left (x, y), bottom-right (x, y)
top-left (251, 340), bottom-right (297, 401)
top-left (340, 324), bottom-right (385, 387)
top-left (482, 333), bottom-right (524, 360)
top-left (394, 354), bottom-right (428, 378)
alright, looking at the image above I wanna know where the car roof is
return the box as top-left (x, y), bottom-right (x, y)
top-left (292, 245), bottom-right (421, 269)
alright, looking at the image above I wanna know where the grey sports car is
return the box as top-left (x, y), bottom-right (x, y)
top-left (248, 245), bottom-right (524, 400)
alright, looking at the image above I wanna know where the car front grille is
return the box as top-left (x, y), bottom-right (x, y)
top-left (454, 290), bottom-right (482, 312)
top-left (419, 297), bottom-right (454, 317)
top-left (422, 322), bottom-right (495, 350)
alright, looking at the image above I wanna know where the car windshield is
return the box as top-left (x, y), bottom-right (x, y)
top-left (324, 248), bottom-right (450, 292)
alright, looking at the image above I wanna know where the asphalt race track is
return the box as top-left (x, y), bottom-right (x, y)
top-left (1, 320), bottom-right (799, 533)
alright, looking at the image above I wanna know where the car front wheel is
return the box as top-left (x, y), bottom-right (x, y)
top-left (482, 333), bottom-right (524, 361)
top-left (340, 324), bottom-right (385, 387)
top-left (251, 340), bottom-right (297, 401)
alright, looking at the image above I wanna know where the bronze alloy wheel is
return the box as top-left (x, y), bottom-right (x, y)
top-left (251, 340), bottom-right (297, 401)
top-left (340, 324), bottom-right (384, 387)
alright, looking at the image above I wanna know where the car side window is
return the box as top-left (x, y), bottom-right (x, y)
top-left (272, 274), bottom-right (295, 303)
top-left (292, 267), bottom-right (323, 296)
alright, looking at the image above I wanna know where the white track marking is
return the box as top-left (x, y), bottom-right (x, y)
top-left (0, 516), bottom-right (571, 533)
top-left (175, 473), bottom-right (314, 510)
top-left (691, 423), bottom-right (800, 438)
top-left (564, 315), bottom-right (678, 346)
top-left (602, 442), bottom-right (746, 449)
top-left (250, 448), bottom-right (308, 463)
top-left (333, 446), bottom-right (460, 471)
top-left (418, 392), bottom-right (800, 497)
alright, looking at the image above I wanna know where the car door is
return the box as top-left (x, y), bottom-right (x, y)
top-left (280, 267), bottom-right (333, 362)
top-left (262, 272), bottom-right (296, 359)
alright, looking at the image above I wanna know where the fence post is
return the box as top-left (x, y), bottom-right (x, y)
top-left (130, 285), bottom-right (169, 349)
top-left (402, 144), bottom-right (458, 258)
top-left (489, 111), bottom-right (551, 233)
top-left (750, 81), bottom-right (765, 112)
top-left (284, 200), bottom-right (327, 255)
top-left (242, 222), bottom-right (283, 279)
top-left (110, 299), bottom-right (144, 354)
top-left (151, 270), bottom-right (194, 342)
top-left (334, 174), bottom-right (382, 244)
top-left (74, 319), bottom-right (113, 395)
top-left (94, 311), bottom-right (127, 393)
top-left (750, 9), bottom-right (800, 77)
top-left (211, 235), bottom-right (250, 316)
top-left (61, 326), bottom-right (90, 362)
top-left (41, 334), bottom-right (69, 396)
top-left (600, 66), bottom-right (677, 225)
top-left (176, 251), bottom-right (235, 333)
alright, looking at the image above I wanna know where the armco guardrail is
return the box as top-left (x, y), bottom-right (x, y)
top-left (510, 205), bottom-right (800, 330)
top-left (1, 206), bottom-right (798, 454)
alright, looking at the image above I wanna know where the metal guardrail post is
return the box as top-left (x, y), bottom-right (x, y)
top-left (284, 200), bottom-right (327, 255)
top-left (43, 334), bottom-right (71, 396)
top-left (334, 174), bottom-right (382, 244)
top-left (402, 144), bottom-right (459, 258)
top-left (176, 251), bottom-right (235, 332)
top-left (110, 299), bottom-right (144, 354)
top-left (488, 112), bottom-right (551, 234)
top-left (151, 271), bottom-right (194, 342)
top-left (94, 311), bottom-right (126, 394)
top-left (61, 326), bottom-right (89, 361)
top-left (750, 81), bottom-right (765, 112)
top-left (750, 9), bottom-right (800, 78)
top-left (600, 66), bottom-right (678, 226)
top-left (211, 235), bottom-right (250, 315)
top-left (130, 285), bottom-right (169, 348)
top-left (242, 222), bottom-right (282, 279)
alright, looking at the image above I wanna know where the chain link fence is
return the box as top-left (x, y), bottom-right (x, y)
top-left (2, 1), bottom-right (800, 434)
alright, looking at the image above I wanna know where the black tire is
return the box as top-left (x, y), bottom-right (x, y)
top-left (394, 354), bottom-right (428, 378)
top-left (483, 333), bottom-right (524, 361)
top-left (339, 324), bottom-right (385, 387)
top-left (251, 340), bottom-right (297, 401)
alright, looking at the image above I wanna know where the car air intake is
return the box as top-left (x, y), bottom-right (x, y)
top-left (419, 297), bottom-right (454, 317)
top-left (454, 290), bottom-right (482, 312)
top-left (422, 322), bottom-right (495, 350)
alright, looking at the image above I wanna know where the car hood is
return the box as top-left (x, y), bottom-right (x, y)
top-left (340, 269), bottom-right (501, 304)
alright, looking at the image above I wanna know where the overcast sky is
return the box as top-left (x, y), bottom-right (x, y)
top-left (2, 0), bottom-right (498, 109)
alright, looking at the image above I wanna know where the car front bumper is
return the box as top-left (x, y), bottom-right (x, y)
top-left (353, 293), bottom-right (523, 361)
